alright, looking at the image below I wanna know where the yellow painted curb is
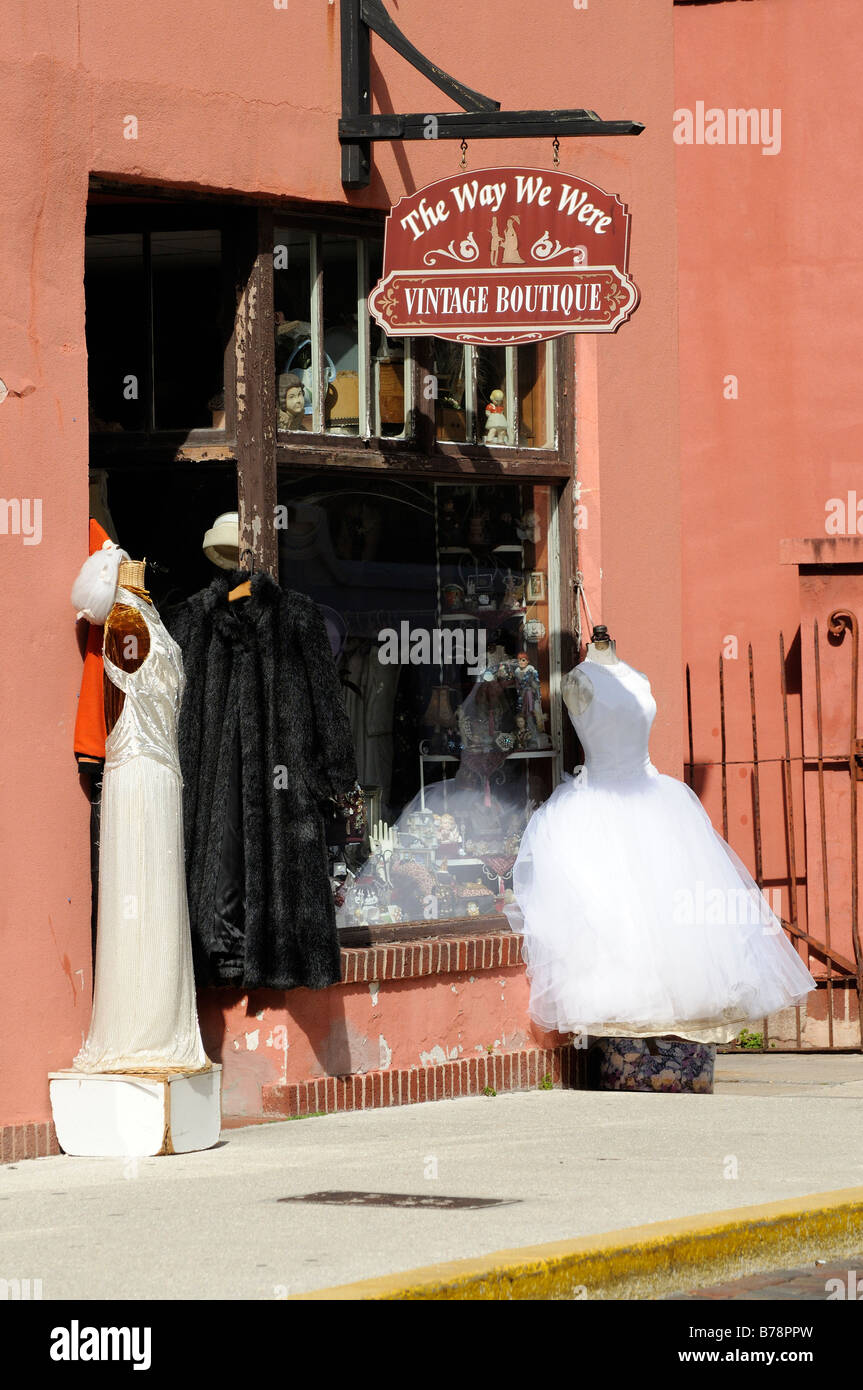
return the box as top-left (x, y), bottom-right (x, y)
top-left (290, 1186), bottom-right (863, 1300)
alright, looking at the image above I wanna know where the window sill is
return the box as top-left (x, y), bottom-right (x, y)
top-left (275, 433), bottom-right (568, 477)
top-left (338, 915), bottom-right (515, 947)
top-left (339, 925), bottom-right (524, 984)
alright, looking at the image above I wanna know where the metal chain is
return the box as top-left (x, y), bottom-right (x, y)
top-left (460, 137), bottom-right (468, 170)
top-left (552, 136), bottom-right (560, 168)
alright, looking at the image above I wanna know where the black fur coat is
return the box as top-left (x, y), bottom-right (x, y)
top-left (166, 571), bottom-right (357, 991)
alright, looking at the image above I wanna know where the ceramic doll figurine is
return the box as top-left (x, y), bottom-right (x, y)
top-left (277, 371), bottom-right (306, 432)
top-left (483, 390), bottom-right (509, 444)
top-left (514, 652), bottom-right (549, 748)
top-left (502, 571), bottom-right (524, 610)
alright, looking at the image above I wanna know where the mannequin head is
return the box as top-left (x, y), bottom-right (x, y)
top-left (279, 372), bottom-right (306, 425)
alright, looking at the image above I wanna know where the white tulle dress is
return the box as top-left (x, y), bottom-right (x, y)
top-left (505, 657), bottom-right (816, 1043)
top-left (74, 587), bottom-right (209, 1073)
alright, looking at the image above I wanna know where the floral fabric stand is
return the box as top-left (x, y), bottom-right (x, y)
top-left (593, 1037), bottom-right (716, 1093)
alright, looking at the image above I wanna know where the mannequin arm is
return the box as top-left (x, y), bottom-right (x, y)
top-left (562, 665), bottom-right (594, 717)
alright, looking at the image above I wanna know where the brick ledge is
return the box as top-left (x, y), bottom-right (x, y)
top-left (340, 930), bottom-right (524, 984)
top-left (262, 1042), bottom-right (579, 1119)
top-left (0, 1121), bottom-right (61, 1165)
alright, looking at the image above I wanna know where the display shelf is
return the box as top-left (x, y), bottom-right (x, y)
top-left (420, 749), bottom-right (556, 763)
top-left (439, 607), bottom-right (526, 624)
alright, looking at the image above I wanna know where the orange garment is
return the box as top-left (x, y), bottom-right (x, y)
top-left (74, 518), bottom-right (110, 766)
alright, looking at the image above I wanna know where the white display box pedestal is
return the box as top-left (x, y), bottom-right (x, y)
top-left (48, 1066), bottom-right (222, 1157)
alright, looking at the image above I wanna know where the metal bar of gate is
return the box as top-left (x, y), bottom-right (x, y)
top-left (813, 619), bottom-right (834, 1048)
top-left (719, 652), bottom-right (728, 842)
top-left (828, 611), bottom-right (863, 1037)
top-left (748, 644), bottom-right (768, 1048)
top-left (685, 663), bottom-right (694, 791)
top-left (779, 632), bottom-right (802, 1048)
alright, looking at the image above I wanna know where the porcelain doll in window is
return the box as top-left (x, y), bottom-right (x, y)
top-left (514, 652), bottom-right (549, 748)
top-left (483, 389), bottom-right (509, 444)
top-left (277, 371), bottom-right (306, 432)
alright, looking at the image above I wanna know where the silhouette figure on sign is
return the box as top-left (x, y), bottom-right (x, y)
top-left (502, 216), bottom-right (524, 264)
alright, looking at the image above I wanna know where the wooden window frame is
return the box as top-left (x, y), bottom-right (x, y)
top-left (267, 207), bottom-right (571, 475)
top-left (86, 194), bottom-right (579, 942)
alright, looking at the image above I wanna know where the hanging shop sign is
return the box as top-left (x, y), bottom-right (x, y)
top-left (368, 166), bottom-right (639, 345)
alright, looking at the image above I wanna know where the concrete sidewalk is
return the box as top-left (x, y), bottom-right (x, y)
top-left (1, 1054), bottom-right (862, 1300)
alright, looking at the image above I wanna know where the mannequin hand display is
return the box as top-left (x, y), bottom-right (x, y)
top-left (369, 819), bottom-right (395, 856)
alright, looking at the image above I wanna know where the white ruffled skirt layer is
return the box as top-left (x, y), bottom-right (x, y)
top-left (74, 756), bottom-right (209, 1073)
top-left (505, 766), bottom-right (817, 1043)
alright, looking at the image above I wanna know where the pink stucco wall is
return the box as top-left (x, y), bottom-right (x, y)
top-left (198, 966), bottom-right (561, 1118)
top-left (674, 0), bottom-right (863, 909)
top-left (0, 0), bottom-right (680, 1126)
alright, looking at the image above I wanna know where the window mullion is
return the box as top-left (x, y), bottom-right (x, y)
top-left (546, 340), bottom-right (557, 449)
top-left (143, 230), bottom-right (155, 432)
top-left (310, 233), bottom-right (324, 433)
top-left (465, 345), bottom-right (477, 444)
top-left (403, 338), bottom-right (413, 441)
top-left (506, 346), bottom-right (519, 446)
top-left (357, 237), bottom-right (371, 438)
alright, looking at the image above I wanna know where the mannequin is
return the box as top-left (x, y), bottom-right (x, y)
top-left (103, 558), bottom-right (151, 734)
top-left (564, 623), bottom-right (618, 716)
top-left (508, 615), bottom-right (815, 1076)
top-left (74, 553), bottom-right (209, 1073)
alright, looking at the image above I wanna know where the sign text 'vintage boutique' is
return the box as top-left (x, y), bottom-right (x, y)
top-left (369, 167), bottom-right (639, 345)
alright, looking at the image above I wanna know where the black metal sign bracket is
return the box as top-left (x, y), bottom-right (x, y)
top-left (340, 0), bottom-right (644, 188)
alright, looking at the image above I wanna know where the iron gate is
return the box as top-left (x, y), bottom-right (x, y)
top-left (685, 610), bottom-right (863, 1051)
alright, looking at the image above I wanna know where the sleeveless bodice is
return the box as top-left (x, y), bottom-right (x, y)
top-left (102, 587), bottom-right (185, 779)
top-left (563, 657), bottom-right (657, 780)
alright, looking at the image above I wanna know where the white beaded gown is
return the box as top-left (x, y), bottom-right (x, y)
top-left (74, 587), bottom-right (209, 1073)
top-left (505, 657), bottom-right (816, 1043)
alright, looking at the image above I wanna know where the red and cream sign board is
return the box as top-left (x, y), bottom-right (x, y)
top-left (369, 167), bottom-right (639, 345)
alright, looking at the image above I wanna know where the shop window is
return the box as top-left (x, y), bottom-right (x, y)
top-left (433, 340), bottom-right (555, 448)
top-left (277, 472), bottom-right (563, 930)
top-left (85, 227), bottom-right (225, 435)
top-left (83, 195), bottom-right (572, 946)
top-left (275, 229), bottom-right (411, 439)
top-left (274, 224), bottom-right (555, 450)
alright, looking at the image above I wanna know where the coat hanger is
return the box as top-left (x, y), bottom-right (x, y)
top-left (229, 548), bottom-right (254, 602)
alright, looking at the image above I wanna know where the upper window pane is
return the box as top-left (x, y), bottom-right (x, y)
top-left (433, 340), bottom-right (468, 442)
top-left (369, 238), bottom-right (409, 438)
top-left (85, 227), bottom-right (224, 434)
top-left (274, 229), bottom-right (313, 432)
top-left (85, 233), bottom-right (148, 433)
top-left (518, 343), bottom-right (554, 449)
top-left (151, 230), bottom-right (223, 430)
top-left (323, 234), bottom-right (360, 436)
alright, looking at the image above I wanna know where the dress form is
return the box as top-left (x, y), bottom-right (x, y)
top-left (564, 625), bottom-right (619, 716)
top-left (74, 560), bottom-right (210, 1074)
top-left (103, 559), bottom-right (151, 734)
